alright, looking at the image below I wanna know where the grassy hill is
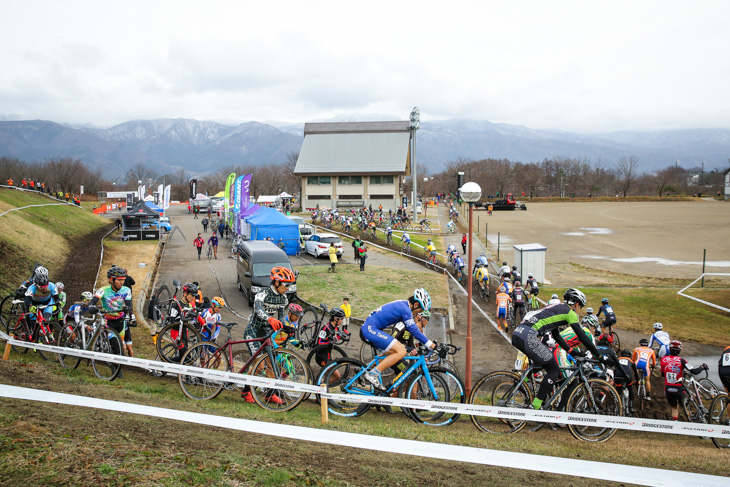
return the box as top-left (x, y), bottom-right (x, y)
top-left (0, 188), bottom-right (111, 296)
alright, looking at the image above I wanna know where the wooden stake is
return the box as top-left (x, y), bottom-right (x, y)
top-left (3, 342), bottom-right (11, 361)
top-left (320, 383), bottom-right (329, 423)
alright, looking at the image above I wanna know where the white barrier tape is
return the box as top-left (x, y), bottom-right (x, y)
top-left (677, 273), bottom-right (730, 313)
top-left (0, 384), bottom-right (727, 487)
top-left (4, 333), bottom-right (729, 440)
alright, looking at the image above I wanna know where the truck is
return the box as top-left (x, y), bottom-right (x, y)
top-left (479, 193), bottom-right (527, 211)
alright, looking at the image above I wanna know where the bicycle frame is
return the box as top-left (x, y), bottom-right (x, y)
top-left (200, 329), bottom-right (283, 383)
top-left (341, 353), bottom-right (442, 401)
top-left (12, 303), bottom-right (54, 344)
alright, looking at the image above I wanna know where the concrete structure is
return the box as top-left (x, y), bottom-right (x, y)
top-left (724, 167), bottom-right (730, 199)
top-left (294, 121), bottom-right (413, 210)
top-left (513, 243), bottom-right (547, 283)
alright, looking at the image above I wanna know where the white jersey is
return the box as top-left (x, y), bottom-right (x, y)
top-left (649, 331), bottom-right (671, 357)
top-left (547, 298), bottom-right (561, 306)
top-left (499, 265), bottom-right (511, 278)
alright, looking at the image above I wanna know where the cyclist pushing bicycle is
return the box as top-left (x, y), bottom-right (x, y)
top-left (511, 288), bottom-right (610, 410)
top-left (361, 289), bottom-right (446, 390)
top-left (660, 340), bottom-right (708, 421)
top-left (88, 266), bottom-right (133, 359)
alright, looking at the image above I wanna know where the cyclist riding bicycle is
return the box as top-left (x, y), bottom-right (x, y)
top-left (88, 266), bottom-right (133, 359)
top-left (401, 232), bottom-right (411, 250)
top-left (360, 289), bottom-right (445, 390)
top-left (511, 281), bottom-right (527, 323)
top-left (719, 345), bottom-right (730, 394)
top-left (475, 264), bottom-right (490, 293)
top-left (454, 254), bottom-right (466, 277)
top-left (511, 266), bottom-right (521, 284)
top-left (446, 244), bottom-right (456, 262)
top-left (511, 288), bottom-right (609, 410)
top-left (581, 307), bottom-right (601, 336)
top-left (426, 240), bottom-right (437, 263)
top-left (660, 340), bottom-right (708, 420)
top-left (446, 220), bottom-right (455, 233)
top-left (23, 273), bottom-right (59, 325)
top-left (596, 297), bottom-right (617, 334)
top-left (649, 322), bottom-right (671, 358)
top-left (547, 293), bottom-right (561, 306)
top-left (633, 338), bottom-right (657, 399)
top-left (498, 262), bottom-right (511, 281)
top-left (525, 273), bottom-right (539, 298)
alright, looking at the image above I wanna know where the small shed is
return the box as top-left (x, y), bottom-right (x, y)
top-left (123, 200), bottom-right (161, 240)
top-left (513, 243), bottom-right (547, 283)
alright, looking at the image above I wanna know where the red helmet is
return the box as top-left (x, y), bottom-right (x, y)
top-left (288, 303), bottom-right (303, 316)
top-left (669, 340), bottom-right (682, 351)
top-left (598, 333), bottom-right (613, 345)
top-left (270, 266), bottom-right (296, 283)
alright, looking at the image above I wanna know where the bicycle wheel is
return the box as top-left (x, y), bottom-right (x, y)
top-left (296, 307), bottom-right (319, 347)
top-left (316, 357), bottom-right (371, 417)
top-left (156, 322), bottom-right (202, 363)
top-left (151, 286), bottom-right (171, 326)
top-left (207, 246), bottom-right (212, 260)
top-left (34, 321), bottom-right (60, 361)
top-left (609, 331), bottom-right (620, 353)
top-left (637, 381), bottom-right (646, 411)
top-left (90, 328), bottom-right (122, 381)
top-left (709, 394), bottom-right (730, 448)
top-left (56, 323), bottom-right (83, 369)
top-left (698, 378), bottom-right (720, 403)
top-left (0, 294), bottom-right (22, 329)
top-left (178, 342), bottom-right (229, 400)
top-left (566, 379), bottom-right (621, 442)
top-left (358, 341), bottom-right (394, 379)
top-left (404, 367), bottom-right (465, 426)
top-left (306, 344), bottom-right (347, 376)
top-left (469, 371), bottom-right (530, 434)
top-left (682, 395), bottom-right (707, 424)
top-left (6, 316), bottom-right (30, 354)
top-left (249, 349), bottom-right (311, 412)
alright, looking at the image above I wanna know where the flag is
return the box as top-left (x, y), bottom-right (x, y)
top-left (224, 172), bottom-right (236, 212)
top-left (157, 184), bottom-right (164, 205)
top-left (189, 179), bottom-right (197, 200)
top-left (241, 174), bottom-right (252, 211)
top-left (163, 185), bottom-right (171, 209)
top-left (233, 175), bottom-right (244, 214)
top-left (138, 185), bottom-right (145, 201)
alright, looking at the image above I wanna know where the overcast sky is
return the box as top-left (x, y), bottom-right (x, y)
top-left (1, 1), bottom-right (728, 133)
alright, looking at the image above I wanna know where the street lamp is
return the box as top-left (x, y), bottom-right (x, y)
top-left (460, 181), bottom-right (482, 395)
top-left (409, 107), bottom-right (420, 223)
top-left (423, 177), bottom-right (429, 216)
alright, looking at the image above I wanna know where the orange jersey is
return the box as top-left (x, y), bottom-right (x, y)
top-left (496, 293), bottom-right (511, 309)
top-left (632, 346), bottom-right (656, 367)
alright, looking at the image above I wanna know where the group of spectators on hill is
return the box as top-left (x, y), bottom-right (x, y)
top-left (5, 177), bottom-right (82, 205)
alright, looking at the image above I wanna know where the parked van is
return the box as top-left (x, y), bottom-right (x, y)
top-left (236, 240), bottom-right (297, 306)
top-left (286, 215), bottom-right (313, 236)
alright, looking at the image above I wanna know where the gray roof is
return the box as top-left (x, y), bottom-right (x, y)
top-left (294, 128), bottom-right (412, 175)
top-left (304, 121), bottom-right (412, 134)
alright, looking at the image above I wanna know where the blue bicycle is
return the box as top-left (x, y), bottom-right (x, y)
top-left (315, 345), bottom-right (465, 426)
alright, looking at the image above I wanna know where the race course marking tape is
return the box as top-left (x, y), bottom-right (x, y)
top-left (2, 332), bottom-right (729, 440)
top-left (0, 384), bottom-right (727, 487)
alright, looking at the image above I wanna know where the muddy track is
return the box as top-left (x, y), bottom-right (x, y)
top-left (57, 223), bottom-right (114, 301)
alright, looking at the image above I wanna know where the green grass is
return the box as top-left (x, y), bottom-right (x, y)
top-left (542, 286), bottom-right (730, 346)
top-left (296, 265), bottom-right (449, 315)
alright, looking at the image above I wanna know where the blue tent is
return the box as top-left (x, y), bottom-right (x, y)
top-left (145, 201), bottom-right (163, 214)
top-left (245, 207), bottom-right (300, 255)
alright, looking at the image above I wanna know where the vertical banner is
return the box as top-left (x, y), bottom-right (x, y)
top-left (240, 174), bottom-right (252, 211)
top-left (224, 173), bottom-right (236, 212)
top-left (138, 185), bottom-right (145, 201)
top-left (80, 185), bottom-right (84, 195)
top-left (163, 185), bottom-right (171, 215)
top-left (157, 184), bottom-right (164, 204)
top-left (189, 179), bottom-right (197, 200)
top-left (233, 175), bottom-right (244, 215)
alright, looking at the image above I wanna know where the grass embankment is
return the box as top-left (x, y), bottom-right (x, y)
top-left (296, 264), bottom-right (449, 317)
top-left (0, 188), bottom-right (109, 295)
top-left (543, 286), bottom-right (730, 346)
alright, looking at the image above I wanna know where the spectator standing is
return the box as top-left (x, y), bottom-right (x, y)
top-left (327, 243), bottom-right (338, 273)
top-left (224, 222), bottom-right (230, 238)
top-left (218, 220), bottom-right (225, 236)
top-left (114, 218), bottom-right (122, 230)
top-left (352, 236), bottom-right (361, 262)
top-left (194, 233), bottom-right (205, 260)
top-left (341, 297), bottom-right (351, 330)
top-left (208, 231), bottom-right (219, 259)
top-left (461, 233), bottom-right (467, 254)
top-left (201, 217), bottom-right (209, 233)
top-left (358, 241), bottom-right (368, 271)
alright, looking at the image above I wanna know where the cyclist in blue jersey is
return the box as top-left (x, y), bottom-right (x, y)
top-left (24, 273), bottom-right (59, 322)
top-left (64, 291), bottom-right (94, 327)
top-left (497, 275), bottom-right (513, 296)
top-left (454, 254), bottom-right (465, 277)
top-left (361, 289), bottom-right (445, 389)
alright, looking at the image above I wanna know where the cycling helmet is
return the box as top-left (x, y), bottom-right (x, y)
top-left (551, 294), bottom-right (559, 299)
top-left (597, 333), bottom-right (613, 345)
top-left (639, 338), bottom-right (649, 347)
top-left (503, 276), bottom-right (510, 281)
top-left (107, 266), bottom-right (127, 279)
top-left (270, 266), bottom-right (296, 283)
top-left (512, 266), bottom-right (517, 270)
top-left (502, 262), bottom-right (507, 266)
top-left (288, 303), bottom-right (303, 316)
top-left (55, 282), bottom-right (64, 291)
top-left (564, 288), bottom-right (587, 307)
top-left (585, 307), bottom-right (594, 314)
top-left (330, 307), bottom-right (346, 319)
top-left (620, 349), bottom-right (631, 357)
top-left (475, 262), bottom-right (483, 268)
top-left (418, 309), bottom-right (432, 319)
top-left (182, 282), bottom-right (199, 294)
top-left (669, 340), bottom-right (682, 352)
top-left (34, 273), bottom-right (49, 286)
top-left (527, 273), bottom-right (533, 278)
top-left (81, 291), bottom-right (93, 302)
top-left (515, 281), bottom-right (521, 287)
top-left (413, 288), bottom-right (432, 311)
top-left (211, 296), bottom-right (225, 308)
top-left (428, 238), bottom-right (432, 243)
top-left (653, 322), bottom-right (663, 331)
top-left (601, 298), bottom-right (609, 304)
top-left (34, 265), bottom-right (49, 278)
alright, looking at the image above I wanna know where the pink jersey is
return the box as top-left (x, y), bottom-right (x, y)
top-left (660, 355), bottom-right (686, 386)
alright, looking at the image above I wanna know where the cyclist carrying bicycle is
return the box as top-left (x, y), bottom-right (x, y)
top-left (596, 297), bottom-right (617, 335)
top-left (633, 338), bottom-right (657, 399)
top-left (649, 322), bottom-right (671, 358)
top-left (511, 288), bottom-right (610, 410)
top-left (88, 267), bottom-right (133, 359)
top-left (660, 340), bottom-right (708, 420)
top-left (361, 289), bottom-right (445, 390)
top-left (241, 266), bottom-right (296, 404)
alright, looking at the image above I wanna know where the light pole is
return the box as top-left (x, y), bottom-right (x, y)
top-left (460, 181), bottom-right (482, 395)
top-left (423, 177), bottom-right (428, 216)
top-left (409, 107), bottom-right (420, 224)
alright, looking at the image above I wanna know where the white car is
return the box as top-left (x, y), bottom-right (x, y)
top-left (305, 233), bottom-right (344, 258)
top-left (416, 201), bottom-right (423, 214)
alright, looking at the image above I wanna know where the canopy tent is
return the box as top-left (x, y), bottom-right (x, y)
top-left (194, 193), bottom-right (211, 202)
top-left (122, 200), bottom-right (161, 240)
top-left (256, 195), bottom-right (280, 206)
top-left (145, 201), bottom-right (163, 214)
top-left (278, 192), bottom-right (294, 199)
top-left (241, 207), bottom-right (299, 255)
top-left (212, 191), bottom-right (225, 198)
top-left (143, 195), bottom-right (155, 202)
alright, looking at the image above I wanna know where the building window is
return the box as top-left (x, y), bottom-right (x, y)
top-left (307, 176), bottom-right (331, 185)
top-left (338, 176), bottom-right (362, 185)
top-left (338, 194), bottom-right (363, 199)
top-left (369, 194), bottom-right (394, 199)
top-left (370, 175), bottom-right (394, 184)
top-left (307, 195), bottom-right (331, 200)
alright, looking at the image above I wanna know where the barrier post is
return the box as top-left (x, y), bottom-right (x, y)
top-left (320, 384), bottom-right (329, 423)
top-left (701, 249), bottom-right (706, 288)
top-left (3, 342), bottom-right (11, 361)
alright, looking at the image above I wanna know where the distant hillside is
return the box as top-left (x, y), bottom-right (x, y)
top-left (1, 117), bottom-right (729, 177)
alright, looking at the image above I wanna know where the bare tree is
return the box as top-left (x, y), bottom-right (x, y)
top-left (615, 156), bottom-right (640, 197)
top-left (125, 163), bottom-right (158, 187)
top-left (651, 167), bottom-right (678, 197)
top-left (45, 157), bottom-right (86, 194)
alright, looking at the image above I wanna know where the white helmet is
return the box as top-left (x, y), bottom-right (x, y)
top-left (413, 288), bottom-right (432, 311)
top-left (653, 322), bottom-right (663, 331)
top-left (34, 266), bottom-right (49, 277)
top-left (527, 273), bottom-right (533, 278)
top-left (81, 291), bottom-right (93, 301)
top-left (55, 282), bottom-right (64, 291)
top-left (551, 294), bottom-right (559, 299)
top-left (585, 307), bottom-right (594, 314)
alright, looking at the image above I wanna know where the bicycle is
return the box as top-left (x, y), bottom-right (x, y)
top-left (683, 368), bottom-right (720, 413)
top-left (708, 393), bottom-right (730, 448)
top-left (468, 356), bottom-right (621, 442)
top-left (0, 290), bottom-right (25, 329)
top-left (601, 323), bottom-right (621, 352)
top-left (206, 244), bottom-right (213, 260)
top-left (505, 303), bottom-right (516, 332)
top-left (386, 233), bottom-right (393, 246)
top-left (6, 303), bottom-right (60, 361)
top-left (526, 291), bottom-right (540, 312)
top-left (155, 299), bottom-right (204, 364)
top-left (56, 311), bottom-right (124, 381)
top-left (178, 323), bottom-right (311, 412)
top-left (455, 267), bottom-right (464, 283)
top-left (401, 241), bottom-right (412, 255)
top-left (316, 345), bottom-right (465, 426)
top-left (425, 252), bottom-right (439, 270)
top-left (635, 371), bottom-right (651, 412)
top-left (294, 303), bottom-right (350, 373)
top-left (477, 279), bottom-right (490, 302)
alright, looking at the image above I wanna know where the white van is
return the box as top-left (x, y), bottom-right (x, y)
top-left (286, 215), bottom-right (313, 236)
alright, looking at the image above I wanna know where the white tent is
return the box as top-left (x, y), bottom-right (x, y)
top-left (194, 193), bottom-right (211, 202)
top-left (257, 195), bottom-right (280, 205)
top-left (278, 192), bottom-right (294, 199)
